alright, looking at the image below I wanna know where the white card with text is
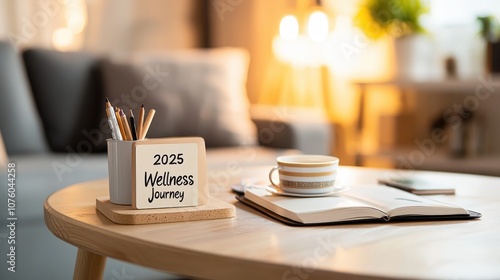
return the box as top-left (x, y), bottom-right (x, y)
top-left (132, 137), bottom-right (207, 209)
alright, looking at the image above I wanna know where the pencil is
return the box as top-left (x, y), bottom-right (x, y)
top-left (104, 98), bottom-right (115, 140)
top-left (129, 109), bottom-right (138, 140)
top-left (137, 104), bottom-right (145, 140)
top-left (140, 109), bottom-right (156, 140)
top-left (115, 108), bottom-right (125, 140)
top-left (105, 98), bottom-right (123, 140)
top-left (119, 109), bottom-right (133, 141)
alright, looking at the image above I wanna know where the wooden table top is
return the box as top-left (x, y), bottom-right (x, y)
top-left (44, 166), bottom-right (500, 280)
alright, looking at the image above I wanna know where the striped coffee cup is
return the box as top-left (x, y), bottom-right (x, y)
top-left (269, 155), bottom-right (339, 194)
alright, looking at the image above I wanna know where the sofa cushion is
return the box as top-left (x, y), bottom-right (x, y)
top-left (100, 48), bottom-right (257, 147)
top-left (22, 48), bottom-right (107, 153)
top-left (0, 41), bottom-right (48, 154)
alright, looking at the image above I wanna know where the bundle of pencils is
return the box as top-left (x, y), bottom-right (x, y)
top-left (105, 98), bottom-right (156, 141)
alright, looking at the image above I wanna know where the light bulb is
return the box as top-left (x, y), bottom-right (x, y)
top-left (279, 15), bottom-right (299, 41)
top-left (308, 11), bottom-right (329, 43)
top-left (52, 28), bottom-right (74, 50)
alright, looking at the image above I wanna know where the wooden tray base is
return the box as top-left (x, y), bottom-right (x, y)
top-left (96, 196), bottom-right (235, 225)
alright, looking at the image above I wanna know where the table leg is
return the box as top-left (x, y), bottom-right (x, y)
top-left (73, 248), bottom-right (106, 280)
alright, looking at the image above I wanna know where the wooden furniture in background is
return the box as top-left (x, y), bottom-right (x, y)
top-left (353, 77), bottom-right (500, 176)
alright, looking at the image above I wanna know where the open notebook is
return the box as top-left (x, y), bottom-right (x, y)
top-left (237, 185), bottom-right (480, 226)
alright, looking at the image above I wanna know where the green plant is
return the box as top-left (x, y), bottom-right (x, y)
top-left (354, 0), bottom-right (429, 39)
top-left (477, 15), bottom-right (500, 42)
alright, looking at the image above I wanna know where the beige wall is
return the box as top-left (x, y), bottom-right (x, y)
top-left (0, 0), bottom-right (204, 53)
top-left (209, 0), bottom-right (290, 103)
top-left (85, 0), bottom-right (204, 57)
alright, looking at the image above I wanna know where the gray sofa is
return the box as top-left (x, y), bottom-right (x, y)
top-left (0, 41), bottom-right (331, 279)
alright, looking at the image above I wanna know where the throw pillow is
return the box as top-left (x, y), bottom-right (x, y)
top-left (22, 48), bottom-right (107, 153)
top-left (101, 48), bottom-right (257, 147)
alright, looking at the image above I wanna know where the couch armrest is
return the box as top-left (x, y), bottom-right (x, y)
top-left (0, 131), bottom-right (7, 167)
top-left (250, 105), bottom-right (333, 155)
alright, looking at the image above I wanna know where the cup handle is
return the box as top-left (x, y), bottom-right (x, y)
top-left (268, 166), bottom-right (280, 187)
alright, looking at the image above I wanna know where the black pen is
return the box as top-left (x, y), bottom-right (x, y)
top-left (129, 109), bottom-right (138, 140)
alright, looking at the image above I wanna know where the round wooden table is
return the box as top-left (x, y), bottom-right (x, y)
top-left (44, 166), bottom-right (500, 280)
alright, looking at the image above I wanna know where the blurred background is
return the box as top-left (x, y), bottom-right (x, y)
top-left (2, 0), bottom-right (500, 176)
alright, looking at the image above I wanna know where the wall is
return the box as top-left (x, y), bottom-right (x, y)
top-left (0, 0), bottom-right (205, 54)
top-left (84, 0), bottom-right (204, 57)
top-left (208, 0), bottom-right (291, 104)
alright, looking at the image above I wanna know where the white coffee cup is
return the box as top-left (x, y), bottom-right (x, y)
top-left (269, 155), bottom-right (339, 194)
top-left (107, 139), bottom-right (135, 205)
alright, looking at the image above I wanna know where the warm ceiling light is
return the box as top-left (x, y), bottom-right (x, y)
top-left (279, 15), bottom-right (299, 40)
top-left (308, 10), bottom-right (329, 43)
top-left (67, 14), bottom-right (86, 34)
top-left (66, 0), bottom-right (87, 34)
top-left (52, 28), bottom-right (74, 50)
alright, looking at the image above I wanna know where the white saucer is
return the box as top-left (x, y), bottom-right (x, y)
top-left (231, 178), bottom-right (268, 194)
top-left (265, 185), bottom-right (349, 197)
